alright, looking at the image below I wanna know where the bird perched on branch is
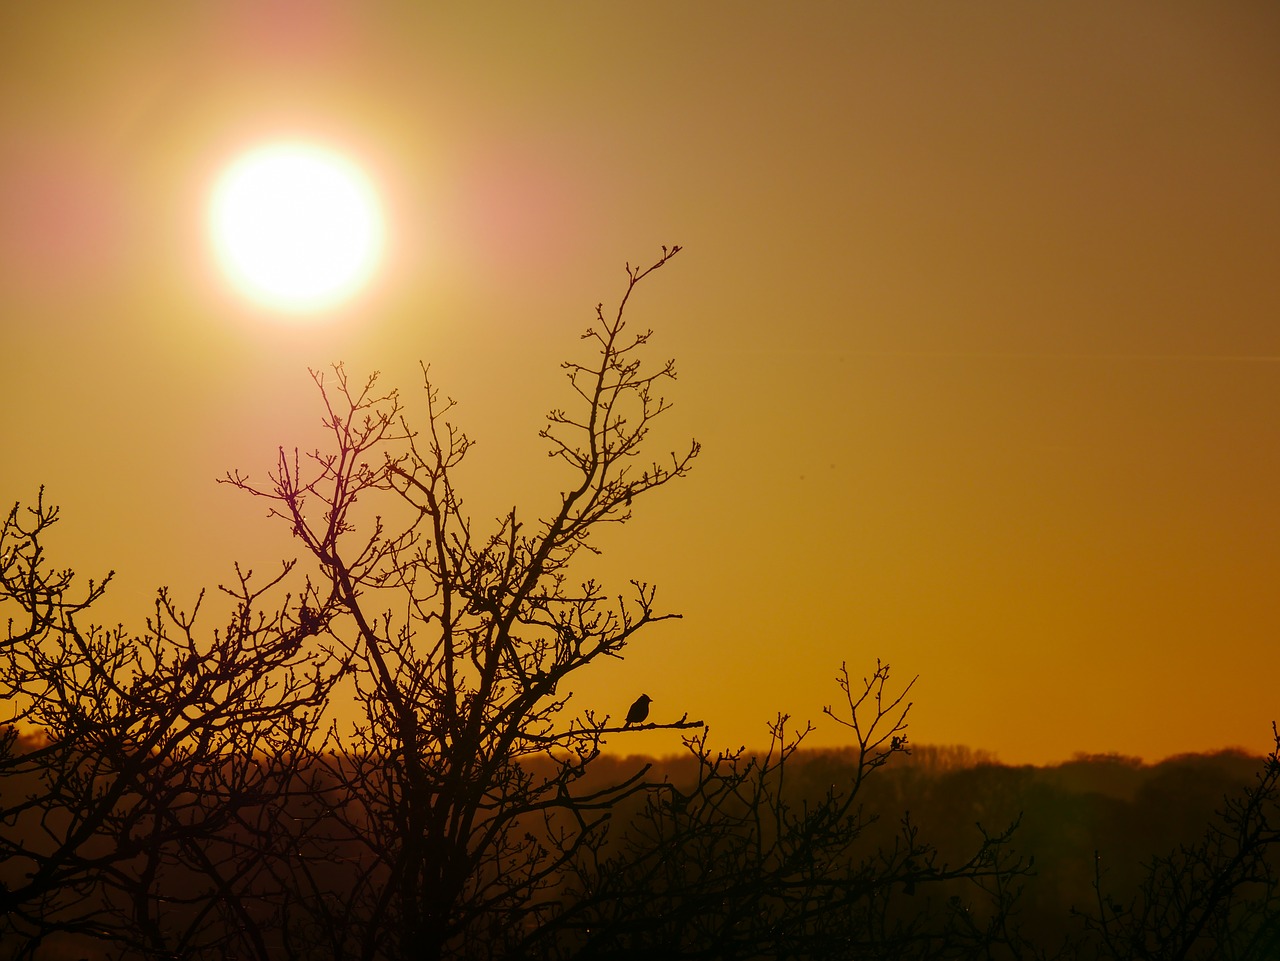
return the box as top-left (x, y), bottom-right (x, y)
top-left (624, 694), bottom-right (652, 727)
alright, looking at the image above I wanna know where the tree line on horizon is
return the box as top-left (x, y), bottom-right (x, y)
top-left (2, 718), bottom-right (1276, 960)
top-left (2, 248), bottom-right (1277, 959)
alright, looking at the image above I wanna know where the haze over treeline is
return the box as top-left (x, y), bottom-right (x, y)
top-left (587, 741), bottom-right (1275, 946)
top-left (2, 731), bottom-right (1275, 959)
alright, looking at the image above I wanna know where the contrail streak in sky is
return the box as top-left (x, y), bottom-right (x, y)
top-left (753, 350), bottom-right (1280, 363)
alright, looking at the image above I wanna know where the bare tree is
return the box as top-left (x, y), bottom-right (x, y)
top-left (0, 491), bottom-right (337, 960)
top-left (220, 245), bottom-right (703, 960)
top-left (3, 248), bottom-right (1075, 961)
top-left (1080, 723), bottom-right (1280, 961)
top-left (526, 659), bottom-right (1033, 960)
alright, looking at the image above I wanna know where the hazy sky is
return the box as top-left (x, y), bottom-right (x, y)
top-left (2, 2), bottom-right (1278, 765)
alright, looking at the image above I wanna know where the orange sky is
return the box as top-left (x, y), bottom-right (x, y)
top-left (2, 2), bottom-right (1278, 765)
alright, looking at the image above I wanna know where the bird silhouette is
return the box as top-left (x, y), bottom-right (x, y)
top-left (624, 693), bottom-right (652, 727)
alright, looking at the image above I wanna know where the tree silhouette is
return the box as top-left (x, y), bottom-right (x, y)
top-left (217, 245), bottom-right (704, 960)
top-left (9, 248), bottom-right (1271, 961)
top-left (1079, 723), bottom-right (1280, 960)
top-left (0, 491), bottom-right (336, 958)
top-left (525, 660), bottom-right (1032, 960)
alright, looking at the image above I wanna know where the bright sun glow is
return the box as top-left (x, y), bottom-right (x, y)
top-left (209, 143), bottom-right (384, 314)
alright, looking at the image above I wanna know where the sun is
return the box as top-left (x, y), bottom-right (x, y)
top-left (208, 142), bottom-right (384, 314)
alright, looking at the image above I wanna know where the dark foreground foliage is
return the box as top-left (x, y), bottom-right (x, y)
top-left (2, 725), bottom-right (1276, 960)
top-left (2, 249), bottom-right (1277, 959)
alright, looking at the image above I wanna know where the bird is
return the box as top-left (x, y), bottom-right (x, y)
top-left (624, 694), bottom-right (652, 728)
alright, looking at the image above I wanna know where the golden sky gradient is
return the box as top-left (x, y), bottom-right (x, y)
top-left (2, 2), bottom-right (1278, 765)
